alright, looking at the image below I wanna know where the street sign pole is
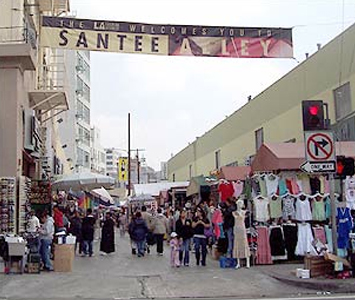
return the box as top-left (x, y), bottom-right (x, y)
top-left (329, 173), bottom-right (338, 254)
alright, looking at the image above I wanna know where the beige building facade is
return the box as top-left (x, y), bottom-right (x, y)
top-left (168, 23), bottom-right (355, 181)
top-left (0, 0), bottom-right (70, 180)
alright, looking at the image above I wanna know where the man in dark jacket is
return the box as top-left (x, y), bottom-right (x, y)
top-left (81, 208), bottom-right (96, 257)
top-left (129, 212), bottom-right (148, 257)
top-left (222, 198), bottom-right (236, 258)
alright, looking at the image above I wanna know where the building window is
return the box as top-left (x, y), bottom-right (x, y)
top-left (255, 127), bottom-right (264, 151)
top-left (334, 82), bottom-right (352, 121)
top-left (215, 150), bottom-right (221, 169)
top-left (189, 164), bottom-right (192, 179)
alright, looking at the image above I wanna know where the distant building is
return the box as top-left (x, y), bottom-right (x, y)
top-left (91, 126), bottom-right (106, 174)
top-left (58, 50), bottom-right (91, 173)
top-left (105, 148), bottom-right (122, 179)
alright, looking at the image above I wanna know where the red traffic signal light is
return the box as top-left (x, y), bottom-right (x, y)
top-left (337, 156), bottom-right (355, 177)
top-left (302, 100), bottom-right (325, 131)
top-left (309, 105), bottom-right (319, 116)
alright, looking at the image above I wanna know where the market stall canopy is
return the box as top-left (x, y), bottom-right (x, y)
top-left (52, 172), bottom-right (115, 191)
top-left (129, 193), bottom-right (155, 202)
top-left (251, 142), bottom-right (355, 172)
top-left (133, 181), bottom-right (189, 197)
top-left (90, 187), bottom-right (115, 206)
top-left (218, 166), bottom-right (251, 181)
top-left (108, 187), bottom-right (126, 199)
top-left (186, 175), bottom-right (217, 197)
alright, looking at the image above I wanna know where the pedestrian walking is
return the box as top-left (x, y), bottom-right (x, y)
top-left (169, 232), bottom-right (181, 267)
top-left (69, 210), bottom-right (83, 255)
top-left (175, 209), bottom-right (193, 266)
top-left (222, 198), bottom-right (236, 258)
top-left (129, 212), bottom-right (148, 257)
top-left (192, 208), bottom-right (211, 266)
top-left (118, 212), bottom-right (127, 237)
top-left (100, 212), bottom-right (115, 255)
top-left (151, 208), bottom-right (169, 256)
top-left (39, 211), bottom-right (54, 271)
top-left (81, 208), bottom-right (96, 257)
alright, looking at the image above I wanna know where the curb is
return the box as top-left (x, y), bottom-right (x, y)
top-left (268, 271), bottom-right (355, 293)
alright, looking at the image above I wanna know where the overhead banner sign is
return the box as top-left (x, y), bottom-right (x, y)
top-left (41, 16), bottom-right (293, 58)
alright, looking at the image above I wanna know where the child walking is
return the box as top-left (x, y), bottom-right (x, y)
top-left (170, 232), bottom-right (181, 267)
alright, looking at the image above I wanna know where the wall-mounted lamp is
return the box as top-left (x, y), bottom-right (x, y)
top-left (62, 144), bottom-right (67, 149)
top-left (57, 118), bottom-right (64, 124)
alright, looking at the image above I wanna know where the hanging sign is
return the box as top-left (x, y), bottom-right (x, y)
top-left (305, 131), bottom-right (335, 162)
top-left (41, 16), bottom-right (293, 59)
top-left (118, 157), bottom-right (128, 182)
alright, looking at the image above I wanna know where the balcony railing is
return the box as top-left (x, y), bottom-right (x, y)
top-left (0, 16), bottom-right (37, 50)
top-left (37, 63), bottom-right (67, 91)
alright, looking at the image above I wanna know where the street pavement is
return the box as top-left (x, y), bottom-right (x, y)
top-left (0, 231), bottom-right (353, 300)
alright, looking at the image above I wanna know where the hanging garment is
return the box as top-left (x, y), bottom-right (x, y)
top-left (337, 207), bottom-right (353, 249)
top-left (310, 177), bottom-right (321, 195)
top-left (313, 226), bottom-right (326, 244)
top-left (283, 224), bottom-right (298, 260)
top-left (243, 178), bottom-right (252, 201)
top-left (282, 196), bottom-right (295, 220)
top-left (269, 226), bottom-right (286, 257)
top-left (295, 198), bottom-right (312, 221)
top-left (345, 177), bottom-right (355, 190)
top-left (346, 189), bottom-right (355, 210)
top-left (299, 174), bottom-right (311, 194)
top-left (312, 199), bottom-right (326, 221)
top-left (325, 196), bottom-right (331, 220)
top-left (278, 178), bottom-right (288, 196)
top-left (324, 177), bottom-right (330, 194)
top-left (247, 226), bottom-right (258, 252)
top-left (290, 178), bottom-right (300, 195)
top-left (319, 176), bottom-right (326, 194)
top-left (211, 209), bottom-right (223, 239)
top-left (286, 179), bottom-right (293, 194)
top-left (269, 196), bottom-right (282, 219)
top-left (251, 177), bottom-right (261, 196)
top-left (233, 210), bottom-right (251, 259)
top-left (259, 176), bottom-right (268, 197)
top-left (295, 223), bottom-right (314, 256)
top-left (254, 197), bottom-right (270, 222)
top-left (233, 180), bottom-right (244, 198)
top-left (324, 225), bottom-right (333, 253)
top-left (264, 174), bottom-right (279, 197)
top-left (218, 181), bottom-right (235, 202)
top-left (256, 226), bottom-right (272, 265)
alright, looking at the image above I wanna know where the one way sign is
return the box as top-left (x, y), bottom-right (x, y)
top-left (304, 131), bottom-right (335, 162)
top-left (300, 161), bottom-right (336, 173)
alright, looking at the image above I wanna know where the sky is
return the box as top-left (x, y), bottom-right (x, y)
top-left (70, 0), bottom-right (355, 170)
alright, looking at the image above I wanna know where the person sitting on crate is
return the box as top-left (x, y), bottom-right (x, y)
top-left (39, 211), bottom-right (54, 271)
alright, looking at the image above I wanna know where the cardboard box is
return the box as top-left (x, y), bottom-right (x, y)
top-left (54, 257), bottom-right (73, 272)
top-left (304, 255), bottom-right (333, 277)
top-left (54, 244), bottom-right (74, 272)
top-left (324, 252), bottom-right (351, 268)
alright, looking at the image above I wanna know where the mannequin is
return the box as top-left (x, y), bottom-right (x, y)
top-left (232, 199), bottom-right (251, 269)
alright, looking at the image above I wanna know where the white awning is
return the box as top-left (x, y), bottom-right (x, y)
top-left (28, 89), bottom-right (68, 122)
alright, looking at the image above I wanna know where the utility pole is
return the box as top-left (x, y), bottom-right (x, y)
top-left (128, 113), bottom-right (131, 196)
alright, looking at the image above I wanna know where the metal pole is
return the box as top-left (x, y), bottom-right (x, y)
top-left (128, 113), bottom-right (131, 196)
top-left (330, 173), bottom-right (338, 253)
top-left (136, 149), bottom-right (140, 184)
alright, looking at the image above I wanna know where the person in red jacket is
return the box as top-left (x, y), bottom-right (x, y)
top-left (53, 204), bottom-right (65, 233)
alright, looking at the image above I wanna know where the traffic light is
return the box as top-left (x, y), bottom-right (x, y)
top-left (337, 156), bottom-right (355, 177)
top-left (302, 100), bottom-right (325, 131)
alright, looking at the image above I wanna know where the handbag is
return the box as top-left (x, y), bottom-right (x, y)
top-left (204, 227), bottom-right (213, 238)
